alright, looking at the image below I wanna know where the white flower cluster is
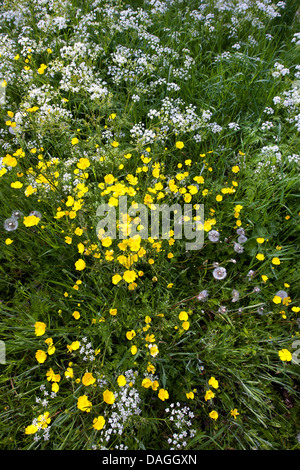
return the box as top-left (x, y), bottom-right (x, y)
top-left (272, 62), bottom-right (290, 78)
top-left (252, 143), bottom-right (299, 179)
top-left (146, 0), bottom-right (174, 15)
top-left (47, 58), bottom-right (109, 98)
top-left (79, 337), bottom-right (96, 362)
top-left (228, 122), bottom-right (241, 131)
top-left (36, 14), bottom-right (68, 33)
top-left (263, 107), bottom-right (274, 115)
top-left (281, 89), bottom-right (300, 132)
top-left (165, 402), bottom-right (196, 450)
top-left (261, 121), bottom-right (274, 131)
top-left (291, 32), bottom-right (300, 46)
top-left (256, 1), bottom-right (282, 19)
top-left (97, 370), bottom-right (142, 447)
top-left (147, 97), bottom-right (212, 136)
top-left (130, 122), bottom-right (156, 145)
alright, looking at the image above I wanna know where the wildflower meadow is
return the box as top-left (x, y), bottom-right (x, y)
top-left (0, 0), bottom-right (300, 451)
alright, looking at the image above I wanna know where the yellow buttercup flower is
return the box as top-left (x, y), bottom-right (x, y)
top-left (123, 270), bottom-right (137, 283)
top-left (82, 372), bottom-right (96, 386)
top-left (77, 395), bottom-right (92, 412)
top-left (117, 375), bottom-right (126, 387)
top-left (65, 196), bottom-right (74, 207)
top-left (147, 363), bottom-right (156, 374)
top-left (278, 349), bottom-right (292, 362)
top-left (103, 389), bottom-right (115, 404)
top-left (126, 330), bottom-right (136, 340)
top-left (175, 141), bottom-right (184, 149)
top-left (23, 215), bottom-right (40, 227)
top-left (230, 409), bottom-right (239, 419)
top-left (151, 380), bottom-right (159, 391)
top-left (77, 157), bottom-right (90, 170)
top-left (37, 64), bottom-right (47, 74)
top-left (77, 243), bottom-right (84, 255)
top-left (3, 155), bottom-right (17, 167)
top-left (67, 341), bottom-right (80, 352)
top-left (208, 377), bottom-right (219, 389)
top-left (35, 350), bottom-right (47, 363)
top-left (75, 259), bottom-right (86, 271)
top-left (178, 311), bottom-right (188, 321)
top-left (158, 388), bottom-right (169, 401)
top-left (46, 368), bottom-right (61, 383)
top-left (65, 367), bottom-right (74, 378)
top-left (11, 181), bottom-right (23, 189)
top-left (204, 389), bottom-right (215, 401)
top-left (25, 424), bottom-right (38, 435)
top-left (93, 416), bottom-right (105, 430)
top-left (45, 338), bottom-right (55, 355)
top-left (145, 333), bottom-right (155, 343)
top-left (101, 237), bottom-right (112, 247)
top-left (104, 174), bottom-right (115, 185)
top-left (34, 322), bottom-right (46, 336)
top-left (142, 378), bottom-right (153, 388)
top-left (112, 274), bottom-right (122, 285)
top-left (209, 410), bottom-right (218, 420)
top-left (149, 344), bottom-right (159, 357)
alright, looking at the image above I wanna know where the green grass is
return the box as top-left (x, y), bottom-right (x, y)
top-left (0, 0), bottom-right (300, 450)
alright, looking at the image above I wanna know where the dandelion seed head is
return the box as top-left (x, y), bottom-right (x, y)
top-left (4, 217), bottom-right (18, 231)
top-left (11, 211), bottom-right (23, 219)
top-left (237, 235), bottom-right (248, 244)
top-left (231, 289), bottom-right (240, 302)
top-left (197, 290), bottom-right (209, 301)
top-left (234, 242), bottom-right (244, 253)
top-left (213, 266), bottom-right (227, 280)
top-left (208, 230), bottom-right (220, 242)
